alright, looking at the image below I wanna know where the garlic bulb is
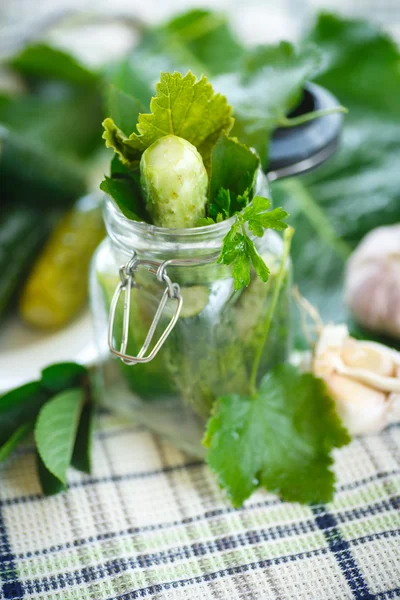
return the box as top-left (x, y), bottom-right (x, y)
top-left (313, 324), bottom-right (400, 435)
top-left (345, 224), bottom-right (400, 339)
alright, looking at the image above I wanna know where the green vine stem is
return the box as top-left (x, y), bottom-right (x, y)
top-left (249, 226), bottom-right (294, 396)
top-left (277, 106), bottom-right (348, 128)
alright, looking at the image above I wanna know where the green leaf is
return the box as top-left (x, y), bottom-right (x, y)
top-left (245, 237), bottom-right (270, 283)
top-left (209, 188), bottom-right (231, 219)
top-left (217, 223), bottom-right (241, 264)
top-left (197, 216), bottom-right (216, 226)
top-left (107, 85), bottom-right (146, 138)
top-left (36, 452), bottom-right (66, 496)
top-left (250, 195), bottom-right (271, 212)
top-left (9, 43), bottom-right (98, 85)
top-left (105, 9), bottom-right (244, 106)
top-left (218, 196), bottom-right (288, 289)
top-left (0, 362), bottom-right (93, 471)
top-left (0, 381), bottom-right (47, 447)
top-left (232, 250), bottom-right (251, 290)
top-left (35, 388), bottom-right (85, 484)
top-left (100, 175), bottom-right (145, 221)
top-left (0, 85), bottom-right (103, 161)
top-left (204, 364), bottom-right (350, 507)
top-left (105, 40), bottom-right (179, 108)
top-left (307, 12), bottom-right (400, 117)
top-left (41, 362), bottom-right (87, 394)
top-left (0, 424), bottom-right (31, 462)
top-left (160, 9), bottom-right (245, 76)
top-left (209, 135), bottom-right (259, 213)
top-left (214, 42), bottom-right (321, 165)
top-left (71, 402), bottom-right (95, 474)
top-left (103, 71), bottom-right (234, 170)
top-left (0, 125), bottom-right (87, 207)
top-left (243, 197), bottom-right (289, 237)
top-left (100, 158), bottom-right (147, 221)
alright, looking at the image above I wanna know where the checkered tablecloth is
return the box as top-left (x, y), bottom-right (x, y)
top-left (0, 414), bottom-right (399, 600)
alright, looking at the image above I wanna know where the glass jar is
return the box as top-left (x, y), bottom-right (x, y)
top-left (90, 171), bottom-right (291, 457)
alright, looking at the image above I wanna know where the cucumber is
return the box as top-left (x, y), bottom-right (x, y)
top-left (19, 194), bottom-right (105, 330)
top-left (0, 206), bottom-right (54, 319)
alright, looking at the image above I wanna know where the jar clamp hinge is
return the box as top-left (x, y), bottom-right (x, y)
top-left (108, 254), bottom-right (183, 365)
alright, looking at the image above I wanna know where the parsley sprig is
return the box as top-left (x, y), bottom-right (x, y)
top-left (218, 196), bottom-right (289, 290)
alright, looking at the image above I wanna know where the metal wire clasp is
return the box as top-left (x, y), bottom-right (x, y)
top-left (108, 254), bottom-right (183, 365)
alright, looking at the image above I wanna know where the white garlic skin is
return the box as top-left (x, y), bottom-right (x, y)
top-left (313, 325), bottom-right (399, 436)
top-left (345, 224), bottom-right (400, 339)
top-left (325, 374), bottom-right (389, 436)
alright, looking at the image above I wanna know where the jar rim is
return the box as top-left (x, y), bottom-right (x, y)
top-left (103, 167), bottom-right (270, 255)
top-left (105, 195), bottom-right (236, 238)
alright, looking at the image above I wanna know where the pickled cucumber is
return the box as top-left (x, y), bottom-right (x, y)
top-left (20, 194), bottom-right (105, 329)
top-left (0, 206), bottom-right (55, 320)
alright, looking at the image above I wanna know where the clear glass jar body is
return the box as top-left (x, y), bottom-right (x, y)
top-left (90, 173), bottom-right (291, 457)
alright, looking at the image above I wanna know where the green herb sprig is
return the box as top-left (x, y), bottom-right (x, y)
top-left (218, 196), bottom-right (289, 290)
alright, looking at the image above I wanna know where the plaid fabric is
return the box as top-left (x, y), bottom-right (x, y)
top-left (0, 415), bottom-right (399, 600)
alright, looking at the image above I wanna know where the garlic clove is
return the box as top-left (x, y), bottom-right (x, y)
top-left (335, 362), bottom-right (400, 394)
top-left (312, 323), bottom-right (400, 435)
top-left (323, 373), bottom-right (389, 436)
top-left (314, 324), bottom-right (349, 356)
top-left (314, 350), bottom-right (338, 377)
top-left (345, 224), bottom-right (400, 339)
top-left (341, 338), bottom-right (395, 377)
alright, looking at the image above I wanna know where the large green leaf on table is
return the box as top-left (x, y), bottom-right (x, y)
top-left (273, 13), bottom-right (400, 336)
top-left (0, 126), bottom-right (87, 206)
top-left (9, 43), bottom-right (98, 85)
top-left (307, 12), bottom-right (400, 117)
top-left (103, 71), bottom-right (234, 170)
top-left (213, 42), bottom-right (321, 165)
top-left (35, 388), bottom-right (85, 483)
top-left (307, 12), bottom-right (400, 245)
top-left (1, 43), bottom-right (102, 207)
top-left (298, 118), bottom-right (400, 246)
top-left (204, 364), bottom-right (350, 507)
top-left (0, 84), bottom-right (103, 160)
